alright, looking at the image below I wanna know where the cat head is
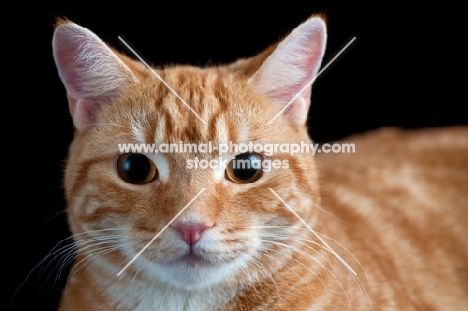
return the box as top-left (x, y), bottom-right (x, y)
top-left (53, 16), bottom-right (326, 290)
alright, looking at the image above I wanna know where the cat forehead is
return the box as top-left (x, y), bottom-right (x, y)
top-left (102, 65), bottom-right (274, 142)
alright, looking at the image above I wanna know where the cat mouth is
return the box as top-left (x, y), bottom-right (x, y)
top-left (166, 252), bottom-right (217, 268)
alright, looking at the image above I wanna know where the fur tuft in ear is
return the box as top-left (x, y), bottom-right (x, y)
top-left (52, 20), bottom-right (136, 131)
top-left (250, 16), bottom-right (327, 126)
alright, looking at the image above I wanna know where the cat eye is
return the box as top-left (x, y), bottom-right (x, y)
top-left (225, 153), bottom-right (263, 183)
top-left (116, 153), bottom-right (158, 184)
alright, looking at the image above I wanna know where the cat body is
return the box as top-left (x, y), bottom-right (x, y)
top-left (52, 16), bottom-right (468, 310)
top-left (318, 127), bottom-right (468, 310)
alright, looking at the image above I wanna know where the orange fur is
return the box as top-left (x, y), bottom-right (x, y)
top-left (53, 17), bottom-right (468, 310)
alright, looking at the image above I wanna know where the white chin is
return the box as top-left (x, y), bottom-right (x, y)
top-left (134, 250), bottom-right (252, 290)
top-left (154, 262), bottom-right (230, 290)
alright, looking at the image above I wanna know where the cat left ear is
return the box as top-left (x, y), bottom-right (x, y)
top-left (249, 16), bottom-right (326, 126)
top-left (52, 19), bottom-right (136, 131)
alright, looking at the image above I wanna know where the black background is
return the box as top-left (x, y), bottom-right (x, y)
top-left (3, 4), bottom-right (464, 310)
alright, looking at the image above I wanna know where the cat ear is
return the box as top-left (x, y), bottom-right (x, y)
top-left (249, 16), bottom-right (326, 126)
top-left (52, 20), bottom-right (136, 131)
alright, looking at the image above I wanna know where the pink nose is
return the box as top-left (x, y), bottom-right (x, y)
top-left (172, 223), bottom-right (211, 245)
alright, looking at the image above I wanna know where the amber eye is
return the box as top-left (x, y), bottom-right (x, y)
top-left (225, 153), bottom-right (263, 183)
top-left (116, 153), bottom-right (158, 184)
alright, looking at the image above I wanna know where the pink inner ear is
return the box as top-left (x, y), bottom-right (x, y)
top-left (250, 17), bottom-right (326, 126)
top-left (52, 23), bottom-right (135, 131)
top-left (283, 87), bottom-right (311, 125)
top-left (67, 96), bottom-right (94, 129)
top-left (67, 95), bottom-right (77, 116)
top-left (282, 51), bottom-right (320, 123)
top-left (53, 27), bottom-right (92, 100)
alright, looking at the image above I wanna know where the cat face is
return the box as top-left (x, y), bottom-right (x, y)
top-left (53, 17), bottom-right (326, 290)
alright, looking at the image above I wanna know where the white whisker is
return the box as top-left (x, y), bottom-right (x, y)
top-left (269, 188), bottom-right (357, 276)
top-left (262, 248), bottom-right (315, 298)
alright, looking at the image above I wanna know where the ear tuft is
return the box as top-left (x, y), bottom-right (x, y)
top-left (250, 16), bottom-right (327, 126)
top-left (52, 20), bottom-right (136, 131)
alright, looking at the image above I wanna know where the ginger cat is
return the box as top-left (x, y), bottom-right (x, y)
top-left (52, 15), bottom-right (468, 310)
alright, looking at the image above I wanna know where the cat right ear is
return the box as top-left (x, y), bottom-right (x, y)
top-left (249, 16), bottom-right (326, 127)
top-left (52, 19), bottom-right (136, 131)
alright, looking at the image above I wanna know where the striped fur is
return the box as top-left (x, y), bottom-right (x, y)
top-left (53, 17), bottom-right (468, 311)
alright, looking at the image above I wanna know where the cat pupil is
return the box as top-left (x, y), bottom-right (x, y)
top-left (226, 153), bottom-right (263, 183)
top-left (116, 153), bottom-right (158, 184)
